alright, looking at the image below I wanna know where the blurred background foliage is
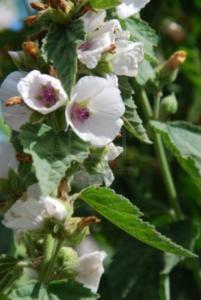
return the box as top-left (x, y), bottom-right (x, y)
top-left (0, 0), bottom-right (201, 299)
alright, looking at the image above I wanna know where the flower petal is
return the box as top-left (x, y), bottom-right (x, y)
top-left (116, 0), bottom-right (151, 19)
top-left (111, 41), bottom-right (144, 76)
top-left (17, 70), bottom-right (68, 115)
top-left (80, 10), bottom-right (106, 33)
top-left (0, 71), bottom-right (32, 131)
top-left (66, 76), bottom-right (125, 146)
top-left (77, 20), bottom-right (117, 69)
top-left (76, 251), bottom-right (106, 293)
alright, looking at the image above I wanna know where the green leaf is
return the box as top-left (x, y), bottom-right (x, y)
top-left (42, 20), bottom-right (85, 96)
top-left (151, 121), bottom-right (201, 190)
top-left (136, 59), bottom-right (155, 85)
top-left (0, 255), bottom-right (23, 293)
top-left (123, 96), bottom-right (152, 144)
top-left (107, 238), bottom-right (162, 300)
top-left (118, 77), bottom-right (151, 144)
top-left (0, 219), bottom-right (13, 255)
top-left (9, 281), bottom-right (56, 300)
top-left (122, 17), bottom-right (158, 61)
top-left (49, 280), bottom-right (97, 300)
top-left (19, 124), bottom-right (89, 195)
top-left (90, 0), bottom-right (121, 9)
top-left (80, 187), bottom-right (196, 257)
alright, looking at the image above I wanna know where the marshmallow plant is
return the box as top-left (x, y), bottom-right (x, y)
top-left (0, 0), bottom-right (197, 299)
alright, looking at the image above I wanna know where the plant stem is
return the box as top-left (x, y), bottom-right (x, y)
top-left (138, 87), bottom-right (183, 219)
top-left (24, 233), bottom-right (37, 258)
top-left (153, 132), bottom-right (183, 219)
top-left (43, 238), bottom-right (63, 284)
top-left (39, 234), bottom-right (54, 281)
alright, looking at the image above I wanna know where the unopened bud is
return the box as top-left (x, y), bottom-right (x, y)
top-left (22, 41), bottom-right (39, 58)
top-left (50, 0), bottom-right (66, 11)
top-left (64, 217), bottom-right (89, 246)
top-left (5, 96), bottom-right (23, 107)
top-left (26, 15), bottom-right (38, 26)
top-left (160, 94), bottom-right (178, 118)
top-left (58, 247), bottom-right (79, 277)
top-left (30, 2), bottom-right (48, 10)
top-left (164, 51), bottom-right (187, 71)
top-left (157, 51), bottom-right (187, 87)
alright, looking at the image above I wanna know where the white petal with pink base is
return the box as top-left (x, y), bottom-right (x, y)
top-left (0, 71), bottom-right (32, 131)
top-left (65, 76), bottom-right (125, 147)
top-left (17, 70), bottom-right (68, 115)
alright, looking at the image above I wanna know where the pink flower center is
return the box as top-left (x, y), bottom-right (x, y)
top-left (41, 84), bottom-right (57, 107)
top-left (78, 41), bottom-right (93, 52)
top-left (71, 103), bottom-right (90, 123)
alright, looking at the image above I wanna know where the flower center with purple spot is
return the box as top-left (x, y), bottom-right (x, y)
top-left (71, 103), bottom-right (90, 123)
top-left (41, 83), bottom-right (57, 107)
top-left (78, 41), bottom-right (93, 52)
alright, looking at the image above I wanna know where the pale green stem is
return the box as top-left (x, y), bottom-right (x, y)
top-left (43, 238), bottom-right (63, 284)
top-left (39, 234), bottom-right (54, 282)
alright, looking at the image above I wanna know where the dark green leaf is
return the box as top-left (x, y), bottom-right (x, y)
top-left (123, 96), bottom-right (152, 144)
top-left (107, 238), bottom-right (162, 300)
top-left (80, 187), bottom-right (196, 257)
top-left (42, 20), bottom-right (85, 96)
top-left (151, 121), bottom-right (201, 191)
top-left (19, 124), bottom-right (89, 195)
top-left (49, 280), bottom-right (97, 300)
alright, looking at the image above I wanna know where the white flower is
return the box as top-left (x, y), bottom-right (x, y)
top-left (17, 70), bottom-right (67, 115)
top-left (116, 0), bottom-right (151, 19)
top-left (111, 40), bottom-right (144, 76)
top-left (65, 76), bottom-right (125, 147)
top-left (0, 142), bottom-right (18, 179)
top-left (2, 184), bottom-right (67, 231)
top-left (0, 71), bottom-right (32, 131)
top-left (76, 251), bottom-right (106, 293)
top-left (78, 11), bottom-right (119, 69)
top-left (103, 143), bottom-right (123, 186)
top-left (80, 10), bottom-right (106, 33)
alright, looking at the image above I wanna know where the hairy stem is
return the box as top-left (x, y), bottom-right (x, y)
top-left (137, 86), bottom-right (183, 219)
top-left (39, 234), bottom-right (54, 282)
top-left (43, 238), bottom-right (63, 284)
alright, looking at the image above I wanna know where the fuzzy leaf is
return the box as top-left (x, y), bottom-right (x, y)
top-left (90, 0), bottom-right (121, 9)
top-left (80, 187), bottom-right (196, 257)
top-left (42, 20), bottom-right (85, 96)
top-left (19, 124), bottom-right (89, 195)
top-left (49, 280), bottom-right (97, 300)
top-left (9, 281), bottom-right (56, 300)
top-left (151, 121), bottom-right (201, 190)
top-left (123, 96), bottom-right (152, 144)
top-left (122, 17), bottom-right (158, 61)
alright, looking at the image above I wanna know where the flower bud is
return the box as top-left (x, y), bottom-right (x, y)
top-left (64, 217), bottom-right (89, 246)
top-left (58, 247), bottom-right (80, 277)
top-left (160, 94), bottom-right (178, 118)
top-left (157, 51), bottom-right (187, 87)
top-left (22, 42), bottom-right (39, 58)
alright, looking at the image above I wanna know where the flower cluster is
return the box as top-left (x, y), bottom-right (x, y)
top-left (0, 0), bottom-right (151, 295)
